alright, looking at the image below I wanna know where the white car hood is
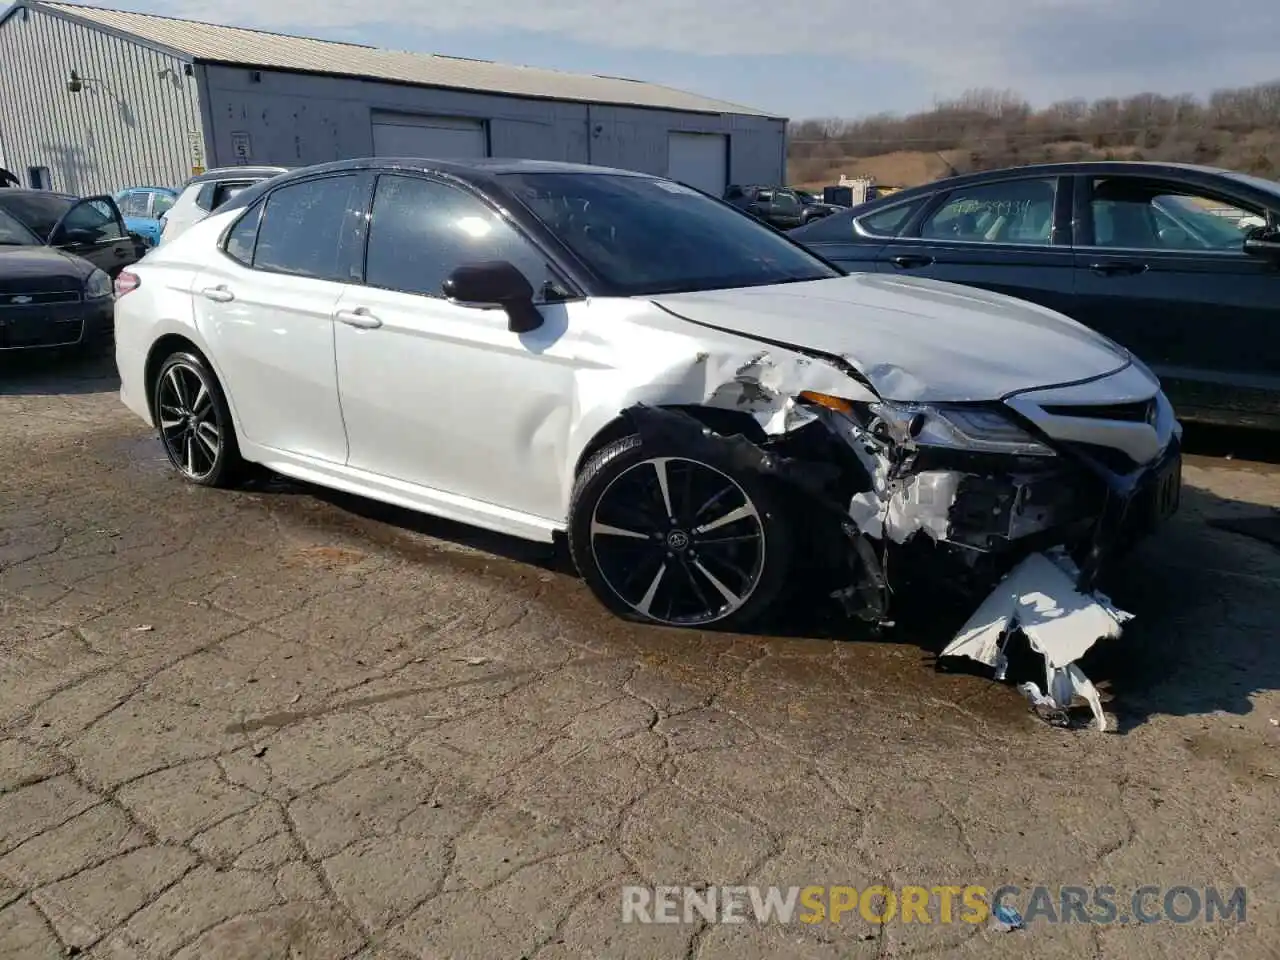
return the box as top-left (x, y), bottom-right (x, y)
top-left (651, 273), bottom-right (1131, 403)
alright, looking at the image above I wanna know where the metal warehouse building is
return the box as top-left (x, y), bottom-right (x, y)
top-left (0, 0), bottom-right (786, 197)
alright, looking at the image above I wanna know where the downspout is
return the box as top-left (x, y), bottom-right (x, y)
top-left (193, 61), bottom-right (218, 171)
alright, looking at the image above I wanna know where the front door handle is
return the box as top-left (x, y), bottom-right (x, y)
top-left (890, 254), bottom-right (934, 268)
top-left (200, 285), bottom-right (234, 302)
top-left (334, 307), bottom-right (382, 329)
top-left (1089, 261), bottom-right (1148, 276)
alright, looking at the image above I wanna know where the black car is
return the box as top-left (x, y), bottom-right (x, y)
top-left (0, 190), bottom-right (141, 352)
top-left (724, 184), bottom-right (841, 230)
top-left (790, 161), bottom-right (1280, 430)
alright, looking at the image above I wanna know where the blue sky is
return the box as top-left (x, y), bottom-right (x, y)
top-left (83, 0), bottom-right (1280, 119)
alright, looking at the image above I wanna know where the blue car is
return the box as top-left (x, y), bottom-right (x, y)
top-left (113, 186), bottom-right (178, 247)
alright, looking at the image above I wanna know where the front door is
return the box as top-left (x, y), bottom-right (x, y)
top-left (876, 175), bottom-right (1078, 317)
top-left (189, 173), bottom-right (367, 463)
top-left (333, 172), bottom-right (580, 523)
top-left (1070, 174), bottom-right (1280, 425)
top-left (49, 196), bottom-right (135, 275)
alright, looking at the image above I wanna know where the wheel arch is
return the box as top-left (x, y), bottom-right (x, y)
top-left (572, 404), bottom-right (770, 478)
top-left (143, 333), bottom-right (208, 424)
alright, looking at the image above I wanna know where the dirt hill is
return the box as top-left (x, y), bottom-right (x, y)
top-left (788, 83), bottom-right (1280, 190)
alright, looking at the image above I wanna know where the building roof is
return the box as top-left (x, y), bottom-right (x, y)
top-left (13, 1), bottom-right (778, 118)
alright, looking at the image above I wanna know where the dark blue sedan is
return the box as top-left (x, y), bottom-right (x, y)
top-left (790, 161), bottom-right (1280, 431)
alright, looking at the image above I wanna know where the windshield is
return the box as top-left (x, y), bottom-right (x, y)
top-left (0, 207), bottom-right (39, 245)
top-left (0, 194), bottom-right (73, 242)
top-left (498, 172), bottom-right (842, 296)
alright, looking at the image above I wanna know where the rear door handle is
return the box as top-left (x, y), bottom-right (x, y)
top-left (1089, 261), bottom-right (1148, 276)
top-left (334, 307), bottom-right (382, 329)
top-left (200, 285), bottom-right (234, 302)
top-left (890, 254), bottom-right (934, 268)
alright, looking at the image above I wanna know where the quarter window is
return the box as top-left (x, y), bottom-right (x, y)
top-left (252, 175), bottom-right (362, 281)
top-left (364, 174), bottom-right (552, 299)
top-left (1089, 177), bottom-right (1263, 251)
top-left (857, 199), bottom-right (925, 237)
top-left (223, 199), bottom-right (265, 266)
top-left (919, 178), bottom-right (1057, 245)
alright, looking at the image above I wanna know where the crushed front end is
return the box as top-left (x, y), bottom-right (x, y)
top-left (622, 349), bottom-right (1181, 731)
top-left (793, 370), bottom-right (1183, 730)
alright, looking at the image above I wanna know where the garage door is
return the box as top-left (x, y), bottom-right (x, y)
top-left (667, 132), bottom-right (728, 196)
top-left (371, 113), bottom-right (488, 159)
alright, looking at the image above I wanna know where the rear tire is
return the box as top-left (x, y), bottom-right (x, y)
top-left (568, 434), bottom-right (793, 630)
top-left (152, 350), bottom-right (244, 488)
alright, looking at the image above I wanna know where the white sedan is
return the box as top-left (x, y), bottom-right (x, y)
top-left (113, 158), bottom-right (1181, 675)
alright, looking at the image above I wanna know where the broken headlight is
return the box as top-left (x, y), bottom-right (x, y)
top-left (870, 400), bottom-right (1057, 457)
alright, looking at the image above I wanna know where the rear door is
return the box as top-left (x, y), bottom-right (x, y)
top-left (48, 196), bottom-right (136, 275)
top-left (876, 175), bottom-right (1078, 316)
top-left (189, 172), bottom-right (369, 463)
top-left (1071, 173), bottom-right (1280, 425)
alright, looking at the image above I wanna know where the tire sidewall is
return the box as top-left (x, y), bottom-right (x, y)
top-left (568, 434), bottom-right (794, 630)
top-left (153, 350), bottom-right (239, 487)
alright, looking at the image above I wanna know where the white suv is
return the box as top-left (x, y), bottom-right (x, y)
top-left (157, 166), bottom-right (289, 247)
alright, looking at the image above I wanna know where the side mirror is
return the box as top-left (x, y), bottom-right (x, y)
top-left (1242, 226), bottom-right (1280, 261)
top-left (442, 260), bottom-right (543, 334)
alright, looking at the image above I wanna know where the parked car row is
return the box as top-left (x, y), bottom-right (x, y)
top-left (0, 165), bottom-right (290, 353)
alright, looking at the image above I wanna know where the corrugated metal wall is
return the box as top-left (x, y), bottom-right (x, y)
top-left (0, 6), bottom-right (203, 194)
top-left (200, 66), bottom-right (786, 185)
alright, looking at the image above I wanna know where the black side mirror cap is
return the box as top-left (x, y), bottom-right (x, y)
top-left (442, 260), bottom-right (543, 334)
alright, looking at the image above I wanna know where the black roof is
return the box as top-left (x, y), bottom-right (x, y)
top-left (215, 156), bottom-right (666, 215)
top-left (288, 157), bottom-right (654, 179)
top-left (868, 160), bottom-right (1277, 202)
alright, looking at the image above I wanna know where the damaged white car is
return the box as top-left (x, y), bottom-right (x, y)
top-left (114, 159), bottom-right (1183, 725)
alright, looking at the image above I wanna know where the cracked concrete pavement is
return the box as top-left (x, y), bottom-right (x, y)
top-left (1, 352), bottom-right (1278, 959)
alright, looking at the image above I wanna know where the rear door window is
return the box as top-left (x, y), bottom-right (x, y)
top-left (251, 175), bottom-right (363, 281)
top-left (919, 178), bottom-right (1057, 245)
top-left (117, 192), bottom-right (151, 218)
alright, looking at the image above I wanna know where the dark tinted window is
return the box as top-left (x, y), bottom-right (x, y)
top-left (0, 193), bottom-right (73, 240)
top-left (858, 199), bottom-right (925, 237)
top-left (1090, 178), bottom-right (1261, 251)
top-left (0, 207), bottom-right (37, 245)
top-left (57, 199), bottom-right (125, 243)
top-left (364, 174), bottom-right (553, 298)
top-left (253, 175), bottom-right (361, 281)
top-left (919, 178), bottom-right (1057, 245)
top-left (499, 172), bottom-right (840, 295)
top-left (212, 181), bottom-right (254, 209)
top-left (224, 199), bottom-right (265, 266)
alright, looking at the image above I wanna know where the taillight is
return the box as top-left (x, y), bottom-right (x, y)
top-left (114, 269), bottom-right (140, 297)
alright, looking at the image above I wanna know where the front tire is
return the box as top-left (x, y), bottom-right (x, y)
top-left (568, 435), bottom-right (793, 630)
top-left (152, 350), bottom-right (243, 488)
